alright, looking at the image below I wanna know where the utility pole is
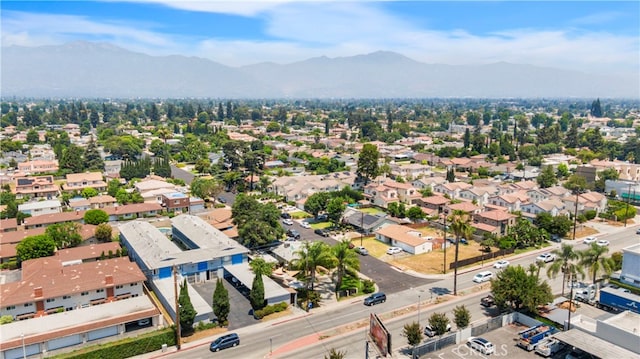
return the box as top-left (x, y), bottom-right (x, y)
top-left (442, 214), bottom-right (447, 274)
top-left (173, 265), bottom-right (181, 350)
top-left (567, 271), bottom-right (574, 331)
top-left (360, 210), bottom-right (364, 246)
top-left (572, 190), bottom-right (580, 241)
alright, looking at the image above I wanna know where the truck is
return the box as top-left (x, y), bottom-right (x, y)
top-left (596, 286), bottom-right (640, 314)
top-left (534, 337), bottom-right (564, 357)
top-left (573, 285), bottom-right (595, 303)
top-left (517, 324), bottom-right (556, 351)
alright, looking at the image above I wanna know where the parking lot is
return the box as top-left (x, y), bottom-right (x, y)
top-left (191, 276), bottom-right (258, 330)
top-left (420, 324), bottom-right (578, 359)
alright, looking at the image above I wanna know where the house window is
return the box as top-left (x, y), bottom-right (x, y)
top-left (81, 291), bottom-right (89, 296)
top-left (46, 298), bottom-right (55, 303)
top-left (116, 285), bottom-right (123, 289)
top-left (6, 305), bottom-right (15, 310)
top-left (96, 289), bottom-right (104, 293)
top-left (24, 303), bottom-right (32, 307)
top-left (130, 283), bottom-right (138, 287)
top-left (63, 295), bottom-right (71, 299)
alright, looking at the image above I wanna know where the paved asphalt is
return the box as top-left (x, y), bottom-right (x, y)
top-left (191, 276), bottom-right (259, 330)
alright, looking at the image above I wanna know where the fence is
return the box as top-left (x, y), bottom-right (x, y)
top-left (412, 332), bottom-right (457, 358)
top-left (449, 248), bottom-right (515, 270)
top-left (470, 315), bottom-right (503, 337)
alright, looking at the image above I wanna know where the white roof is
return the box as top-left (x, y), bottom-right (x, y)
top-left (223, 262), bottom-right (290, 301)
top-left (18, 200), bottom-right (62, 210)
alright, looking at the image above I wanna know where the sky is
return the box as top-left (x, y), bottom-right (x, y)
top-left (2, 1), bottom-right (639, 77)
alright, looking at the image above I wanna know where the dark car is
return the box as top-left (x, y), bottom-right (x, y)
top-left (217, 196), bottom-right (226, 204)
top-left (287, 229), bottom-right (301, 239)
top-left (480, 294), bottom-right (495, 307)
top-left (210, 333), bottom-right (240, 352)
top-left (314, 228), bottom-right (330, 237)
top-left (364, 292), bottom-right (386, 306)
top-left (281, 212), bottom-right (292, 219)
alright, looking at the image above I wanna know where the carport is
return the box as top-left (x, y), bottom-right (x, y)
top-left (224, 263), bottom-right (293, 305)
top-left (553, 329), bottom-right (637, 358)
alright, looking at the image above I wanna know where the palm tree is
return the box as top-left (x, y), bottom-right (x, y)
top-left (528, 261), bottom-right (545, 280)
top-left (157, 126), bottom-right (172, 145)
top-left (547, 244), bottom-right (582, 296)
top-left (579, 243), bottom-right (613, 286)
top-left (449, 210), bottom-right (472, 296)
top-left (292, 241), bottom-right (335, 291)
top-left (332, 239), bottom-right (360, 292)
top-left (250, 257), bottom-right (275, 278)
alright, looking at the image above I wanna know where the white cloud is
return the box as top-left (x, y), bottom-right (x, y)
top-left (2, 4), bottom-right (638, 78)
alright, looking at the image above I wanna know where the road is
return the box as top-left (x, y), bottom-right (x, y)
top-left (154, 225), bottom-right (639, 359)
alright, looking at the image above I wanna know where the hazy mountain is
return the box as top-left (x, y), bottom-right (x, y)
top-left (1, 41), bottom-right (637, 98)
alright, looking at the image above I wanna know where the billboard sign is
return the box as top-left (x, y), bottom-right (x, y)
top-left (369, 313), bottom-right (392, 356)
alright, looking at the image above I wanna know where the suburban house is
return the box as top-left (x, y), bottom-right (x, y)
top-left (199, 208), bottom-right (238, 239)
top-left (161, 192), bottom-right (190, 213)
top-left (381, 180), bottom-right (422, 205)
top-left (375, 224), bottom-right (433, 255)
top-left (68, 195), bottom-right (117, 212)
top-left (521, 199), bottom-right (568, 218)
top-left (0, 218), bottom-right (18, 232)
top-left (103, 203), bottom-right (162, 222)
top-left (18, 199), bottom-right (62, 216)
top-left (13, 176), bottom-right (59, 200)
top-left (341, 207), bottom-right (393, 234)
top-left (445, 201), bottom-right (482, 216)
top-left (416, 194), bottom-right (450, 214)
top-left (363, 182), bottom-right (400, 209)
top-left (390, 163), bottom-right (432, 179)
top-left (17, 159), bottom-right (59, 174)
top-left (487, 191), bottom-right (530, 212)
top-left (458, 186), bottom-right (497, 207)
top-left (411, 176), bottom-right (447, 191)
top-left (473, 210), bottom-right (516, 236)
top-left (21, 211), bottom-right (85, 230)
top-left (433, 182), bottom-right (473, 199)
top-left (63, 172), bottom-right (107, 193)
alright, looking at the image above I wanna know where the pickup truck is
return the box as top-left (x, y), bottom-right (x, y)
top-left (535, 337), bottom-right (564, 357)
top-left (480, 294), bottom-right (495, 307)
top-left (517, 325), bottom-right (556, 351)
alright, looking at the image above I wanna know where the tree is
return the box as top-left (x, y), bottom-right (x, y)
top-left (536, 165), bottom-right (557, 188)
top-left (16, 234), bottom-right (56, 262)
top-left (324, 348), bottom-right (346, 359)
top-left (590, 98), bottom-right (602, 118)
top-left (304, 192), bottom-right (330, 218)
top-left (292, 241), bottom-right (335, 291)
top-left (194, 158), bottom-right (211, 174)
top-left (491, 265), bottom-right (553, 314)
top-left (84, 209), bottom-right (109, 224)
top-left (453, 305), bottom-right (471, 329)
top-left (402, 321), bottom-right (423, 347)
top-left (46, 222), bottom-right (82, 248)
top-left (427, 313), bottom-right (450, 336)
top-left (190, 177), bottom-right (222, 201)
top-left (26, 129), bottom-right (40, 144)
top-left (325, 197), bottom-right (346, 224)
top-left (547, 244), bottom-right (584, 296)
top-left (356, 143), bottom-right (380, 185)
top-left (178, 279), bottom-right (196, 335)
top-left (212, 278), bottom-right (230, 325)
top-left (332, 240), bottom-right (360, 291)
top-left (249, 258), bottom-right (274, 311)
top-left (60, 144), bottom-right (84, 173)
top-left (579, 243), bottom-right (613, 286)
top-left (406, 206), bottom-right (426, 222)
top-left (95, 223), bottom-right (113, 242)
top-left (449, 210), bottom-right (472, 296)
top-left (84, 138), bottom-right (104, 171)
top-left (107, 179), bottom-right (121, 197)
top-left (232, 195), bottom-right (283, 248)
top-left (81, 187), bottom-right (99, 198)
top-left (446, 168), bottom-right (455, 182)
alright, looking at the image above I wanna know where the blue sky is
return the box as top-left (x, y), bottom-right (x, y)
top-left (2, 1), bottom-right (638, 77)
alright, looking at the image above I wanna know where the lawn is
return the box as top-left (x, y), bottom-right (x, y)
top-left (349, 236), bottom-right (390, 257)
top-left (310, 221), bottom-right (333, 229)
top-left (389, 240), bottom-right (504, 274)
top-left (360, 207), bottom-right (386, 215)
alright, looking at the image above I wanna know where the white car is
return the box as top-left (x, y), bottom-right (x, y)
top-left (282, 218), bottom-right (293, 226)
top-left (386, 247), bottom-right (403, 255)
top-left (299, 221), bottom-right (311, 229)
top-left (583, 236), bottom-right (597, 244)
top-left (466, 337), bottom-right (494, 355)
top-left (596, 239), bottom-right (610, 247)
top-left (536, 253), bottom-right (556, 263)
top-left (493, 260), bottom-right (510, 269)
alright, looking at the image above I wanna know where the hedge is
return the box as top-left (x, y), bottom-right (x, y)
top-left (53, 328), bottom-right (176, 359)
top-left (254, 302), bottom-right (288, 319)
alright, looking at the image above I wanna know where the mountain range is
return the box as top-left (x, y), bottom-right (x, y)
top-left (1, 41), bottom-right (637, 99)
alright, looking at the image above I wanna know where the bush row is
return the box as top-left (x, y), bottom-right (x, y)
top-left (53, 328), bottom-right (176, 359)
top-left (254, 302), bottom-right (288, 319)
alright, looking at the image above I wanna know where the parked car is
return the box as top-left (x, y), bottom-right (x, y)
top-left (493, 260), bottom-right (510, 269)
top-left (466, 337), bottom-right (494, 355)
top-left (363, 292), bottom-right (386, 306)
top-left (282, 218), bottom-right (293, 226)
top-left (300, 221), bottom-right (311, 229)
top-left (287, 229), bottom-right (301, 239)
top-left (596, 239), bottom-right (610, 247)
top-left (583, 236), bottom-right (597, 245)
top-left (473, 271), bottom-right (494, 283)
top-left (210, 333), bottom-right (240, 352)
top-left (480, 294), bottom-right (495, 307)
top-left (137, 318), bottom-right (150, 326)
top-left (355, 246), bottom-right (369, 256)
top-left (636, 228), bottom-right (640, 235)
top-left (216, 196), bottom-right (226, 203)
top-left (280, 212), bottom-right (292, 219)
top-left (424, 323), bottom-right (452, 337)
top-left (386, 247), bottom-right (403, 255)
top-left (314, 228), bottom-right (330, 237)
top-left (536, 253), bottom-right (556, 263)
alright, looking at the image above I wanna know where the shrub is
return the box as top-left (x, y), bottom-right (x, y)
top-left (253, 302), bottom-right (288, 319)
top-left (362, 279), bottom-right (376, 294)
top-left (584, 210), bottom-right (597, 220)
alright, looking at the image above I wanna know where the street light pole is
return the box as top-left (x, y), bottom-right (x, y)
top-left (21, 333), bottom-right (26, 359)
top-left (360, 210), bottom-right (364, 246)
top-left (624, 183), bottom-right (632, 227)
top-left (572, 190), bottom-right (580, 241)
top-left (173, 265), bottom-right (181, 350)
top-left (442, 214), bottom-right (447, 274)
top-left (417, 294), bottom-right (421, 326)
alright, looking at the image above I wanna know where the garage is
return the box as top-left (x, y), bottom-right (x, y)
top-left (4, 343), bottom-right (40, 359)
top-left (87, 325), bottom-right (118, 341)
top-left (47, 334), bottom-right (82, 351)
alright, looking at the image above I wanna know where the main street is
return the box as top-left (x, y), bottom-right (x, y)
top-left (152, 225), bottom-right (638, 359)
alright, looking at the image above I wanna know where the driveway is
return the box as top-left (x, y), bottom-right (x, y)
top-left (191, 276), bottom-right (258, 330)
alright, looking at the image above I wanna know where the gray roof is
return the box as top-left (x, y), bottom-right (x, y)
top-left (120, 217), bottom-right (249, 270)
top-left (223, 262), bottom-right (290, 301)
top-left (553, 329), bottom-right (637, 358)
